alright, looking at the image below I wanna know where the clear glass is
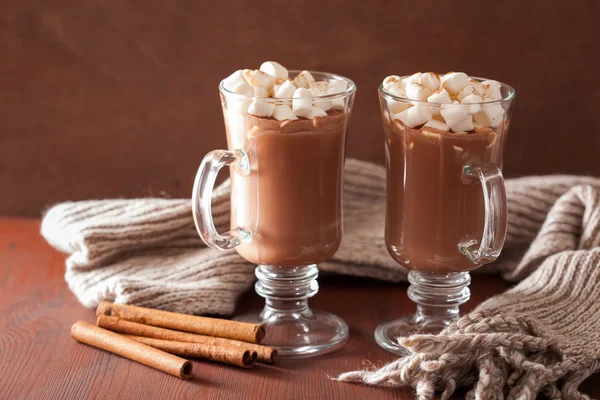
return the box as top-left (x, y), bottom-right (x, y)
top-left (374, 77), bottom-right (515, 354)
top-left (192, 71), bottom-right (357, 358)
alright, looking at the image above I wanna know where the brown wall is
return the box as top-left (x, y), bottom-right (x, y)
top-left (1, 0), bottom-right (599, 216)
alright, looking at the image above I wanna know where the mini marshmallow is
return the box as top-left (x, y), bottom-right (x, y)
top-left (383, 75), bottom-right (401, 91)
top-left (388, 100), bottom-right (411, 114)
top-left (314, 100), bottom-right (332, 112)
top-left (243, 69), bottom-right (275, 90)
top-left (399, 72), bottom-right (422, 91)
top-left (387, 85), bottom-right (406, 98)
top-left (482, 80), bottom-right (502, 101)
top-left (232, 98), bottom-right (251, 115)
top-left (422, 130), bottom-right (443, 142)
top-left (408, 104), bottom-right (433, 126)
top-left (395, 103), bottom-right (432, 128)
top-left (441, 72), bottom-right (469, 95)
top-left (474, 104), bottom-right (505, 127)
top-left (330, 97), bottom-right (345, 110)
top-left (441, 106), bottom-right (474, 132)
top-left (422, 129), bottom-right (444, 140)
top-left (274, 80), bottom-right (297, 98)
top-left (461, 94), bottom-right (483, 114)
top-left (270, 78), bottom-right (284, 96)
top-left (328, 79), bottom-right (347, 94)
top-left (457, 84), bottom-right (481, 102)
top-left (223, 70), bottom-right (245, 90)
top-left (259, 61), bottom-right (288, 80)
top-left (232, 82), bottom-right (254, 97)
top-left (407, 72), bottom-right (422, 83)
top-left (293, 71), bottom-right (315, 88)
top-left (311, 106), bottom-right (327, 118)
top-left (423, 119), bottom-right (450, 132)
top-left (327, 80), bottom-right (348, 110)
top-left (426, 88), bottom-right (452, 115)
top-left (248, 100), bottom-right (275, 117)
top-left (393, 109), bottom-right (410, 126)
top-left (241, 69), bottom-right (252, 81)
top-left (397, 72), bottom-right (421, 90)
top-left (308, 81), bottom-right (329, 95)
top-left (405, 82), bottom-right (432, 101)
top-left (419, 72), bottom-right (441, 91)
top-left (308, 82), bottom-right (332, 111)
top-left (292, 88), bottom-right (313, 118)
top-left (228, 79), bottom-right (252, 114)
top-left (427, 88), bottom-right (452, 104)
top-left (254, 87), bottom-right (269, 97)
top-left (469, 79), bottom-right (485, 96)
top-left (450, 116), bottom-right (474, 132)
top-left (273, 105), bottom-right (298, 121)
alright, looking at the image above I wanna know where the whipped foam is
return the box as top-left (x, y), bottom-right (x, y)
top-left (223, 62), bottom-right (348, 120)
top-left (382, 72), bottom-right (505, 132)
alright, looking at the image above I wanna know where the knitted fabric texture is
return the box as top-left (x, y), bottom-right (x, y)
top-left (336, 183), bottom-right (600, 399)
top-left (41, 159), bottom-right (600, 398)
top-left (41, 160), bottom-right (399, 315)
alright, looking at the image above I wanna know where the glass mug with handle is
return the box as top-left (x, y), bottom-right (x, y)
top-left (375, 72), bottom-right (515, 354)
top-left (192, 68), bottom-right (357, 358)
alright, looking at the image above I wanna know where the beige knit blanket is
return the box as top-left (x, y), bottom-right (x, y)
top-left (41, 159), bottom-right (600, 399)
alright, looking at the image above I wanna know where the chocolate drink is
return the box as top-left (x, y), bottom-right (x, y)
top-left (383, 116), bottom-right (507, 272)
top-left (224, 108), bottom-right (347, 267)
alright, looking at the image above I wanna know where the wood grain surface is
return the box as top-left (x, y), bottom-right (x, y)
top-left (2, 0), bottom-right (600, 216)
top-left (1, 218), bottom-right (598, 399)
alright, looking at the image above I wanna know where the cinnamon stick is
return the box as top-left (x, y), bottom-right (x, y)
top-left (97, 315), bottom-right (277, 364)
top-left (71, 321), bottom-right (193, 379)
top-left (124, 335), bottom-right (257, 368)
top-left (97, 302), bottom-right (264, 344)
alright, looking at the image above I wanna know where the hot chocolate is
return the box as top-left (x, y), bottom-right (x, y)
top-left (192, 62), bottom-right (355, 358)
top-left (380, 72), bottom-right (511, 273)
top-left (383, 116), bottom-right (506, 272)
top-left (225, 110), bottom-right (347, 266)
top-left (375, 72), bottom-right (515, 352)
top-left (218, 63), bottom-right (354, 267)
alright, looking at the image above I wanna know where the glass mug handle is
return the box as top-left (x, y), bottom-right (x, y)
top-left (459, 162), bottom-right (508, 264)
top-left (191, 149), bottom-right (251, 250)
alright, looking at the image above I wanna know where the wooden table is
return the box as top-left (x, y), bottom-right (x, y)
top-left (1, 218), bottom-right (598, 399)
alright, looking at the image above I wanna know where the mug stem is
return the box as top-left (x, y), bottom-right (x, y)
top-left (235, 264), bottom-right (349, 358)
top-left (374, 271), bottom-right (471, 355)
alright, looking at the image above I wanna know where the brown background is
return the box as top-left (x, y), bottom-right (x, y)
top-left (1, 0), bottom-right (599, 216)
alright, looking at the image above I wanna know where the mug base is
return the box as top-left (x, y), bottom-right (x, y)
top-left (235, 309), bottom-right (348, 358)
top-left (374, 315), bottom-right (453, 355)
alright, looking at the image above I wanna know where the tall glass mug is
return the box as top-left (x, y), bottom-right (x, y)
top-left (375, 75), bottom-right (515, 354)
top-left (192, 71), bottom-right (356, 357)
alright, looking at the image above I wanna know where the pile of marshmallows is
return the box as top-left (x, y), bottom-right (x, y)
top-left (383, 72), bottom-right (505, 133)
top-left (223, 61), bottom-right (347, 121)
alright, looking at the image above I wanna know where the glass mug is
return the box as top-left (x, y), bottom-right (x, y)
top-left (192, 71), bottom-right (357, 358)
top-left (375, 77), bottom-right (515, 354)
